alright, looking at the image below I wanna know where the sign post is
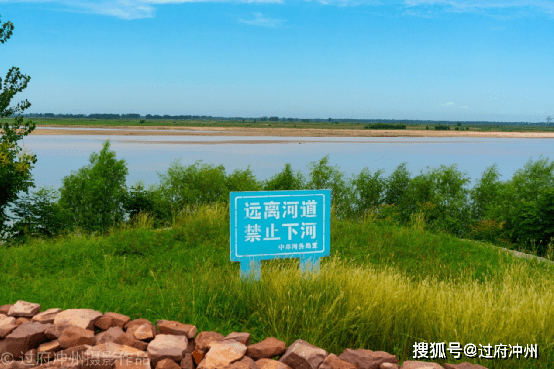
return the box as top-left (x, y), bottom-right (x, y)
top-left (230, 190), bottom-right (331, 281)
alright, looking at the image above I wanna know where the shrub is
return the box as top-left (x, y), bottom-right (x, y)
top-left (59, 140), bottom-right (128, 233)
top-left (263, 163), bottom-right (305, 191)
top-left (352, 168), bottom-right (386, 215)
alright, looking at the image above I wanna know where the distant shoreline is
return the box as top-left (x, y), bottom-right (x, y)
top-left (28, 125), bottom-right (554, 139)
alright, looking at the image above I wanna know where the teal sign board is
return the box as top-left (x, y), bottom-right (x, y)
top-left (230, 190), bottom-right (331, 281)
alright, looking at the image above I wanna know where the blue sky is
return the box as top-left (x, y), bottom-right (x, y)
top-left (1, 0), bottom-right (553, 122)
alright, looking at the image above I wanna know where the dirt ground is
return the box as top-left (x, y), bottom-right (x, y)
top-left (30, 125), bottom-right (554, 139)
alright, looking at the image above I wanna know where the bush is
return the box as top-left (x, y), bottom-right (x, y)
top-left (435, 125), bottom-right (450, 130)
top-left (59, 140), bottom-right (128, 233)
top-left (263, 163), bottom-right (305, 191)
top-left (364, 123), bottom-right (407, 130)
top-left (352, 168), bottom-right (386, 215)
top-left (306, 156), bottom-right (354, 218)
top-left (6, 186), bottom-right (68, 243)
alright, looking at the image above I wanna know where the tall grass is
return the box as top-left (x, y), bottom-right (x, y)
top-left (1, 204), bottom-right (553, 369)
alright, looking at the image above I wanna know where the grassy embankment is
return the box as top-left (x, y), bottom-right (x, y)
top-left (2, 205), bottom-right (553, 369)
top-left (10, 117), bottom-right (554, 132)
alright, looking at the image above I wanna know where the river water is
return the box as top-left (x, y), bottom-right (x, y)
top-left (20, 129), bottom-right (554, 190)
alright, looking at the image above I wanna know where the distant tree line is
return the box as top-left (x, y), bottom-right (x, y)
top-left (364, 123), bottom-right (407, 130)
top-left (19, 113), bottom-right (552, 125)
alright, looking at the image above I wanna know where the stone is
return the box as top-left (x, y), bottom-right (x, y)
top-left (96, 326), bottom-right (126, 345)
top-left (246, 337), bottom-right (286, 360)
top-left (229, 356), bottom-right (259, 369)
top-left (180, 353), bottom-right (194, 369)
top-left (194, 331), bottom-right (225, 351)
top-left (125, 318), bottom-right (153, 331)
top-left (53, 309), bottom-right (103, 330)
top-left (197, 340), bottom-right (247, 369)
top-left (278, 339), bottom-right (327, 369)
top-left (255, 359), bottom-right (292, 369)
top-left (0, 322), bottom-right (52, 359)
top-left (443, 364), bottom-right (487, 369)
top-left (115, 360), bottom-right (152, 369)
top-left (96, 312), bottom-right (131, 331)
top-left (83, 342), bottom-right (150, 369)
top-left (7, 301), bottom-right (41, 318)
top-left (185, 338), bottom-right (195, 355)
top-left (193, 349), bottom-right (205, 365)
top-left (33, 357), bottom-right (84, 369)
top-left (114, 332), bottom-right (149, 351)
top-left (44, 325), bottom-right (70, 340)
top-left (381, 364), bottom-right (400, 369)
top-left (225, 332), bottom-right (251, 346)
top-left (128, 322), bottom-right (157, 341)
top-left (147, 334), bottom-right (189, 368)
top-left (338, 349), bottom-right (398, 369)
top-left (0, 314), bottom-right (17, 338)
top-left (0, 304), bottom-right (13, 315)
top-left (156, 359), bottom-right (181, 369)
top-left (320, 354), bottom-right (358, 369)
top-left (57, 326), bottom-right (96, 349)
top-left (15, 318), bottom-right (31, 326)
top-left (32, 309), bottom-right (63, 325)
top-left (37, 340), bottom-right (62, 353)
top-left (157, 320), bottom-right (197, 339)
top-left (55, 344), bottom-right (91, 362)
top-left (400, 362), bottom-right (444, 369)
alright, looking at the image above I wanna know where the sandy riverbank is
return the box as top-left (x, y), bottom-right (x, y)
top-left (28, 125), bottom-right (554, 138)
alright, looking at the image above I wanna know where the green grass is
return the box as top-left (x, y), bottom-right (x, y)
top-left (1, 204), bottom-right (553, 369)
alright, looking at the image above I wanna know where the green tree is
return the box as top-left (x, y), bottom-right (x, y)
top-left (264, 163), bottom-right (305, 191)
top-left (59, 141), bottom-right (128, 233)
top-left (0, 14), bottom-right (36, 237)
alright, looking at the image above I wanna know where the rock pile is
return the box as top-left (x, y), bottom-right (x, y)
top-left (0, 301), bottom-right (487, 369)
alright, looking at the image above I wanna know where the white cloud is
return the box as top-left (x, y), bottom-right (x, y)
top-left (239, 12), bottom-right (285, 26)
top-left (441, 102), bottom-right (454, 107)
top-left (0, 0), bottom-right (282, 20)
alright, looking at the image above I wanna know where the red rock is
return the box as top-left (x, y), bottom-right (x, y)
top-left (157, 320), bottom-right (197, 339)
top-left (156, 359), bottom-right (181, 369)
top-left (443, 364), bottom-right (487, 369)
top-left (7, 301), bottom-right (41, 318)
top-left (179, 353), bottom-right (194, 369)
top-left (15, 317), bottom-right (31, 326)
top-left (0, 322), bottom-right (52, 359)
top-left (278, 339), bottom-right (327, 369)
top-left (114, 332), bottom-right (149, 351)
top-left (32, 309), bottom-right (62, 325)
top-left (229, 356), bottom-right (258, 369)
top-left (246, 337), bottom-right (286, 359)
top-left (338, 349), bottom-right (398, 369)
top-left (225, 332), bottom-right (251, 346)
top-left (0, 314), bottom-right (17, 338)
top-left (256, 359), bottom-right (292, 369)
top-left (44, 325), bottom-right (70, 340)
top-left (381, 363), bottom-right (400, 369)
top-left (194, 332), bottom-right (225, 352)
top-left (185, 338), bottom-right (195, 355)
top-left (125, 318), bottom-right (153, 331)
top-left (197, 340), bottom-right (247, 369)
top-left (96, 312), bottom-right (131, 331)
top-left (57, 326), bottom-right (96, 349)
top-left (0, 304), bottom-right (13, 315)
top-left (83, 342), bottom-right (149, 369)
top-left (147, 334), bottom-right (189, 368)
top-left (192, 349), bottom-right (205, 365)
top-left (400, 362), bottom-right (444, 369)
top-left (128, 322), bottom-right (156, 341)
top-left (96, 326), bottom-right (126, 345)
top-left (114, 360), bottom-right (152, 369)
top-left (53, 309), bottom-right (102, 330)
top-left (320, 354), bottom-right (358, 369)
top-left (37, 340), bottom-right (62, 353)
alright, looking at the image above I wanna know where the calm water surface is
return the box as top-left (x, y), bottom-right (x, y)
top-left (21, 131), bottom-right (554, 190)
